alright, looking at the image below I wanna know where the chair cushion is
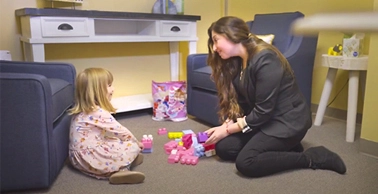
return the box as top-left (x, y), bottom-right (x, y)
top-left (250, 12), bottom-right (304, 53)
top-left (48, 78), bottom-right (74, 122)
top-left (190, 66), bottom-right (217, 93)
top-left (256, 34), bottom-right (275, 44)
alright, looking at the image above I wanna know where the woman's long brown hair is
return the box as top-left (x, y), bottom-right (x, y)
top-left (207, 16), bottom-right (293, 123)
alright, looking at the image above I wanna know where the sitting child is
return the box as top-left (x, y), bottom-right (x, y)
top-left (68, 67), bottom-right (145, 184)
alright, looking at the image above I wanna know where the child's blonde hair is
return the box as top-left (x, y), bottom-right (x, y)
top-left (69, 68), bottom-right (116, 114)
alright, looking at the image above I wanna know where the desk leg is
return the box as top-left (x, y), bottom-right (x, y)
top-left (346, 70), bottom-right (359, 142)
top-left (22, 42), bottom-right (45, 62)
top-left (188, 41), bottom-right (197, 54)
top-left (169, 42), bottom-right (179, 81)
top-left (314, 68), bottom-right (338, 126)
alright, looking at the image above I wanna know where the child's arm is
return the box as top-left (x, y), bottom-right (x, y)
top-left (93, 109), bottom-right (138, 142)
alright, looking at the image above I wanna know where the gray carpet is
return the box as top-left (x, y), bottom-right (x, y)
top-left (12, 110), bottom-right (378, 194)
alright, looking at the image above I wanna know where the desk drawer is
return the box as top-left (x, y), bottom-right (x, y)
top-left (41, 17), bottom-right (90, 37)
top-left (160, 21), bottom-right (190, 37)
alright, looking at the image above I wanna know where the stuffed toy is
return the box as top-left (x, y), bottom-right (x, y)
top-left (328, 44), bottom-right (343, 56)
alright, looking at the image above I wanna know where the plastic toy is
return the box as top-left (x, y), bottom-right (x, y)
top-left (194, 144), bottom-right (205, 157)
top-left (168, 154), bottom-right (181, 164)
top-left (141, 134), bottom-right (153, 153)
top-left (182, 129), bottom-right (195, 135)
top-left (197, 132), bottom-right (208, 143)
top-left (328, 44), bottom-right (343, 56)
top-left (180, 155), bottom-right (199, 165)
top-left (158, 128), bottom-right (168, 135)
top-left (164, 140), bottom-right (178, 154)
top-left (182, 134), bottom-right (192, 149)
top-left (205, 149), bottom-right (216, 157)
top-left (168, 132), bottom-right (184, 139)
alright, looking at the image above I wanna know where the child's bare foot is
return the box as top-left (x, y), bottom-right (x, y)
top-left (109, 170), bottom-right (145, 184)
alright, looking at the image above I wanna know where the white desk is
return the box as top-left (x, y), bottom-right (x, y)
top-left (16, 8), bottom-right (200, 113)
top-left (314, 54), bottom-right (368, 142)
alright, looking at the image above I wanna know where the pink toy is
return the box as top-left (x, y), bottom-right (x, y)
top-left (164, 140), bottom-right (178, 154)
top-left (168, 154), bottom-right (181, 164)
top-left (158, 128), bottom-right (168, 135)
top-left (177, 147), bottom-right (194, 157)
top-left (180, 155), bottom-right (199, 165)
top-left (182, 134), bottom-right (192, 149)
top-left (141, 134), bottom-right (153, 149)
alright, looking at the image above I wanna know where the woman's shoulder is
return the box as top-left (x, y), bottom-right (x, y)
top-left (252, 49), bottom-right (277, 62)
top-left (249, 49), bottom-right (279, 68)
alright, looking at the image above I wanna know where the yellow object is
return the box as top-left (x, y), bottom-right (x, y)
top-left (168, 132), bottom-right (183, 139)
top-left (328, 44), bottom-right (343, 56)
top-left (178, 141), bottom-right (184, 146)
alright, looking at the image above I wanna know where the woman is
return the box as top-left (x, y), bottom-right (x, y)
top-left (204, 16), bottom-right (346, 177)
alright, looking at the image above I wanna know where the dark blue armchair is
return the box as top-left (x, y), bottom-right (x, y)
top-left (187, 12), bottom-right (318, 126)
top-left (0, 60), bottom-right (76, 192)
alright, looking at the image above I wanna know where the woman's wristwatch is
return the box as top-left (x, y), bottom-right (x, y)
top-left (237, 116), bottom-right (252, 133)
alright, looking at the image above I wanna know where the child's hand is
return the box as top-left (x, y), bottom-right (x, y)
top-left (138, 141), bottom-right (144, 150)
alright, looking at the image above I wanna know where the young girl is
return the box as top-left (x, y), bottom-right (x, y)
top-left (68, 68), bottom-right (145, 184)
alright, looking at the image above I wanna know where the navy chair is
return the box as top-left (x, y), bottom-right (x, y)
top-left (187, 12), bottom-right (318, 126)
top-left (0, 60), bottom-right (76, 192)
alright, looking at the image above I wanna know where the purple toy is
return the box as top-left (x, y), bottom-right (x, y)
top-left (197, 132), bottom-right (208, 143)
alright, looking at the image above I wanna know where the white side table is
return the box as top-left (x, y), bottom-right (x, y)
top-left (314, 54), bottom-right (368, 142)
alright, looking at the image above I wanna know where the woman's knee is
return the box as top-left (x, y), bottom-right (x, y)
top-left (215, 140), bottom-right (238, 161)
top-left (235, 154), bottom-right (261, 178)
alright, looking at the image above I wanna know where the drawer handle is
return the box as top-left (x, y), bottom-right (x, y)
top-left (58, 23), bottom-right (73, 31)
top-left (170, 26), bottom-right (181, 32)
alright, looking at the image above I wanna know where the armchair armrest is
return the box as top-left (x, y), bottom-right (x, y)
top-left (0, 60), bottom-right (75, 87)
top-left (187, 54), bottom-right (208, 71)
top-left (0, 72), bottom-right (55, 189)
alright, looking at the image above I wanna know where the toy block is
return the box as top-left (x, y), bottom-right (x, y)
top-left (176, 145), bottom-right (186, 151)
top-left (178, 147), bottom-right (194, 157)
top-left (142, 148), bottom-right (153, 153)
top-left (182, 134), bottom-right (192, 149)
top-left (191, 135), bottom-right (199, 147)
top-left (182, 129), bottom-right (195, 135)
top-left (158, 128), bottom-right (168, 135)
top-left (205, 149), bottom-right (216, 157)
top-left (180, 155), bottom-right (199, 165)
top-left (142, 134), bottom-right (153, 140)
top-left (194, 144), bottom-right (205, 157)
top-left (168, 154), bottom-right (181, 164)
top-left (168, 132), bottom-right (184, 139)
top-left (141, 134), bottom-right (153, 149)
top-left (171, 149), bottom-right (178, 155)
top-left (164, 140), bottom-right (178, 154)
top-left (175, 138), bottom-right (182, 142)
top-left (204, 143), bottom-right (215, 151)
top-left (197, 132), bottom-right (208, 143)
top-left (178, 141), bottom-right (184, 146)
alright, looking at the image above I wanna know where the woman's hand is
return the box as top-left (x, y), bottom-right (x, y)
top-left (204, 125), bottom-right (228, 145)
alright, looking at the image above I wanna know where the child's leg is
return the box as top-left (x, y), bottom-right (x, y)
top-left (130, 153), bottom-right (144, 169)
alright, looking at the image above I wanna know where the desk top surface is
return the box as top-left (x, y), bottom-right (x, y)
top-left (15, 8), bottom-right (201, 21)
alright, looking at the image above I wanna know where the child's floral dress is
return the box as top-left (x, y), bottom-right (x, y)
top-left (69, 107), bottom-right (141, 179)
